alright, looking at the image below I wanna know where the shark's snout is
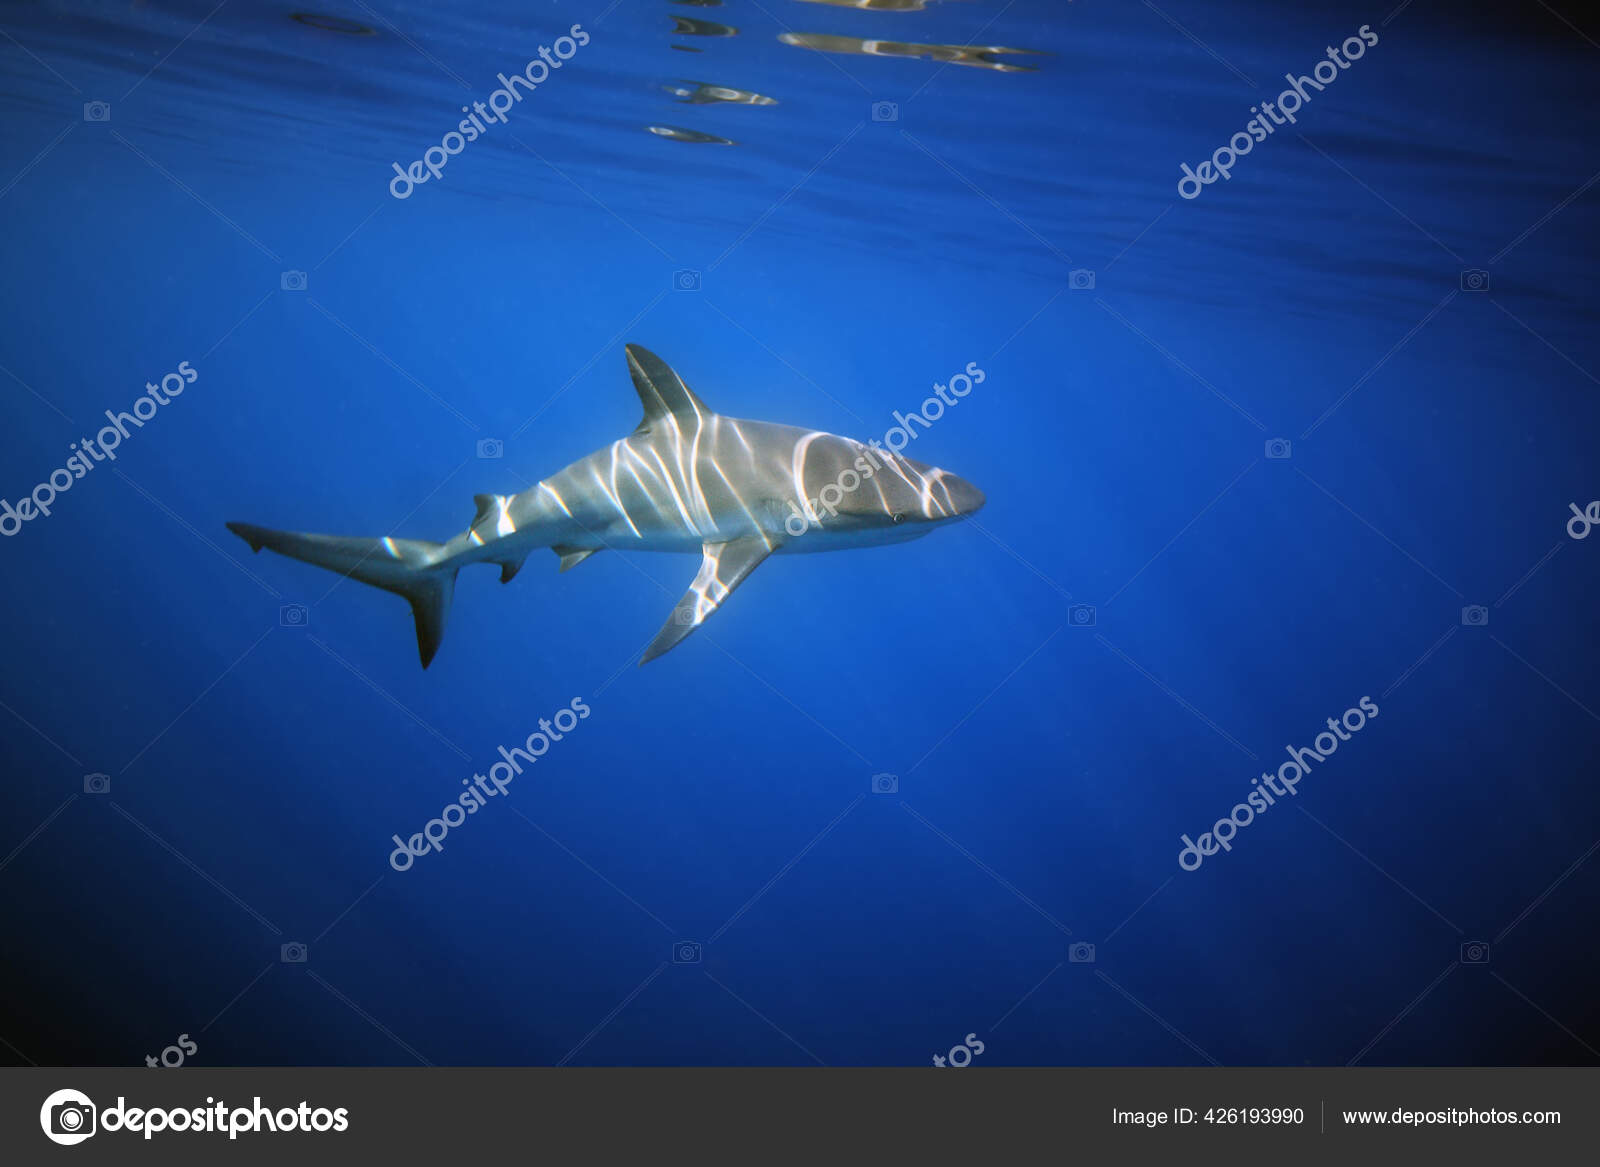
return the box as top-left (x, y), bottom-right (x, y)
top-left (946, 474), bottom-right (986, 517)
top-left (898, 455), bottom-right (984, 522)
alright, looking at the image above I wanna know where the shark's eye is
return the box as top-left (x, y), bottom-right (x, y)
top-left (891, 512), bottom-right (906, 524)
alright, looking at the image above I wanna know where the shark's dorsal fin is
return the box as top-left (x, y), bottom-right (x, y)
top-left (552, 545), bottom-right (602, 572)
top-left (626, 343), bottom-right (711, 431)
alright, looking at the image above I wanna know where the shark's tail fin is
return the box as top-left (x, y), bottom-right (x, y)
top-left (226, 522), bottom-right (458, 668)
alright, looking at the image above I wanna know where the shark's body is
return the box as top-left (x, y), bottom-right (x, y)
top-left (228, 344), bottom-right (984, 666)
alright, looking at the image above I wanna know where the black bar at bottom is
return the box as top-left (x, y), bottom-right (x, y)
top-left (3, 1068), bottom-right (1595, 1164)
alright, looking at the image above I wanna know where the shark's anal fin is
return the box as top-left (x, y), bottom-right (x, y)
top-left (640, 535), bottom-right (777, 665)
top-left (552, 545), bottom-right (602, 573)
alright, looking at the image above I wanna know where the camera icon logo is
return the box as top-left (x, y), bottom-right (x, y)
top-left (1069, 941), bottom-right (1096, 963)
top-left (1265, 438), bottom-right (1292, 460)
top-left (1068, 269), bottom-right (1096, 291)
top-left (83, 772), bottom-right (111, 795)
top-left (673, 605), bottom-right (696, 627)
top-left (279, 603), bottom-right (308, 627)
top-left (673, 269), bottom-right (702, 292)
top-left (476, 437), bottom-right (504, 459)
top-left (40, 1088), bottom-right (97, 1145)
top-left (871, 101), bottom-right (899, 122)
top-left (1067, 603), bottom-right (1096, 627)
top-left (1460, 269), bottom-right (1490, 292)
top-left (1461, 605), bottom-right (1489, 627)
top-left (281, 942), bottom-right (308, 963)
top-left (1460, 940), bottom-right (1490, 964)
top-left (83, 101), bottom-right (111, 123)
top-left (280, 270), bottom-right (307, 292)
top-left (871, 772), bottom-right (899, 795)
top-left (673, 941), bottom-right (702, 964)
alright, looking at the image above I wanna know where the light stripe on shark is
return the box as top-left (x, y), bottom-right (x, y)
top-left (642, 442), bottom-right (701, 534)
top-left (494, 496), bottom-right (516, 538)
top-left (226, 343), bottom-right (984, 667)
top-left (590, 450), bottom-right (640, 539)
top-left (790, 430), bottom-right (829, 524)
top-left (538, 480), bottom-right (573, 518)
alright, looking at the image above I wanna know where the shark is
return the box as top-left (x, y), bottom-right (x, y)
top-left (227, 344), bottom-right (985, 667)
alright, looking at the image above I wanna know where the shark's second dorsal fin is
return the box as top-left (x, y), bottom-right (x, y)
top-left (625, 344), bottom-right (710, 431)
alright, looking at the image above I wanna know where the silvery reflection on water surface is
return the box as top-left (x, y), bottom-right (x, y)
top-left (673, 15), bottom-right (738, 37)
top-left (648, 124), bottom-right (737, 145)
top-left (778, 31), bottom-right (1045, 72)
top-left (796, 0), bottom-right (953, 10)
top-left (664, 81), bottom-right (778, 106)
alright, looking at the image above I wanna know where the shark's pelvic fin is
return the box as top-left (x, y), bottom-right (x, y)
top-left (640, 535), bottom-right (777, 665)
top-left (552, 545), bottom-right (602, 572)
top-left (625, 343), bottom-right (711, 432)
top-left (225, 521), bottom-right (458, 669)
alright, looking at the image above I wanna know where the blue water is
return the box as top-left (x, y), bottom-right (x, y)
top-left (2, 0), bottom-right (1597, 1067)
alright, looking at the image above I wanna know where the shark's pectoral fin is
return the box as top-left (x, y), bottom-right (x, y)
top-left (640, 535), bottom-right (777, 665)
top-left (552, 545), bottom-right (602, 573)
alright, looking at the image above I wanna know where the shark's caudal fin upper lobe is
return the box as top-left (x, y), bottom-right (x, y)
top-left (226, 522), bottom-right (457, 668)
